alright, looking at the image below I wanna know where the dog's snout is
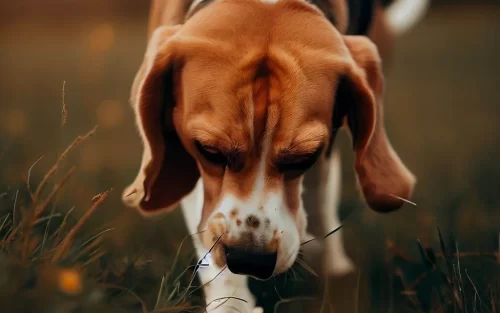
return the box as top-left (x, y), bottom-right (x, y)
top-left (225, 246), bottom-right (277, 280)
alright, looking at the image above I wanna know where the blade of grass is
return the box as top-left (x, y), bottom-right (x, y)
top-left (100, 283), bottom-right (148, 313)
top-left (34, 213), bottom-right (62, 226)
top-left (169, 229), bottom-right (206, 285)
top-left (455, 242), bottom-right (467, 312)
top-left (465, 269), bottom-right (483, 312)
top-left (80, 249), bottom-right (106, 268)
top-left (48, 206), bottom-right (75, 243)
top-left (155, 276), bottom-right (166, 310)
top-left (26, 155), bottom-right (44, 200)
top-left (273, 296), bottom-right (316, 313)
top-left (0, 213), bottom-right (10, 233)
top-left (22, 167), bottom-right (75, 259)
top-left (12, 190), bottom-right (18, 225)
top-left (417, 239), bottom-right (434, 270)
top-left (71, 236), bottom-right (104, 263)
top-left (51, 189), bottom-right (111, 263)
top-left (77, 228), bottom-right (115, 250)
top-left (33, 126), bottom-right (97, 203)
top-left (184, 266), bottom-right (227, 302)
top-left (33, 167), bottom-right (75, 218)
top-left (205, 296), bottom-right (248, 310)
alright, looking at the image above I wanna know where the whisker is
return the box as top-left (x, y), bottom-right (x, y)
top-left (301, 208), bottom-right (356, 245)
top-left (296, 258), bottom-right (319, 278)
top-left (323, 224), bottom-right (343, 239)
top-left (274, 284), bottom-right (283, 301)
top-left (300, 237), bottom-right (316, 246)
top-left (388, 193), bottom-right (417, 206)
top-left (283, 266), bottom-right (288, 287)
top-left (289, 263), bottom-right (298, 281)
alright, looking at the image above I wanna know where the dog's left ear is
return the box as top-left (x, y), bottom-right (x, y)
top-left (331, 35), bottom-right (416, 213)
top-left (123, 25), bottom-right (200, 215)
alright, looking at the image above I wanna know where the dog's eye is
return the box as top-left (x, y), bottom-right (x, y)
top-left (195, 141), bottom-right (228, 166)
top-left (276, 149), bottom-right (323, 179)
top-left (277, 154), bottom-right (317, 172)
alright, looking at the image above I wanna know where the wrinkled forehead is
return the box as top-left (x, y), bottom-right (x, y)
top-left (176, 0), bottom-right (349, 144)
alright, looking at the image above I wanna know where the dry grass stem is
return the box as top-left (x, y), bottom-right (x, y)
top-left (34, 166), bottom-right (75, 218)
top-left (26, 156), bottom-right (44, 200)
top-left (33, 126), bottom-right (97, 203)
top-left (51, 189), bottom-right (111, 263)
top-left (80, 249), bottom-right (106, 268)
top-left (61, 81), bottom-right (68, 129)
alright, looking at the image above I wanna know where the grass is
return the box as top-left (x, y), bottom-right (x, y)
top-left (0, 89), bottom-right (207, 312)
top-left (387, 228), bottom-right (500, 313)
top-left (0, 129), bottom-right (230, 312)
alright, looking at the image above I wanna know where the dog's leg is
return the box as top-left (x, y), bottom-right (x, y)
top-left (181, 180), bottom-right (259, 313)
top-left (318, 150), bottom-right (355, 276)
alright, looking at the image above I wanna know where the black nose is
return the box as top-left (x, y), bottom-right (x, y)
top-left (225, 247), bottom-right (277, 280)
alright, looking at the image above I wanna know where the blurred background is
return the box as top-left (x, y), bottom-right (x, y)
top-left (0, 0), bottom-right (499, 312)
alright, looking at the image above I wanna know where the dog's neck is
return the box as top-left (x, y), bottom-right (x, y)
top-left (147, 0), bottom-right (375, 44)
top-left (184, 0), bottom-right (374, 36)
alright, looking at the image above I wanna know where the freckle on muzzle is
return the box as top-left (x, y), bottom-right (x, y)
top-left (225, 246), bottom-right (278, 280)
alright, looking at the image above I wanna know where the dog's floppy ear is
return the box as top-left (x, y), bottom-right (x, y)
top-left (331, 35), bottom-right (416, 213)
top-left (123, 25), bottom-right (200, 215)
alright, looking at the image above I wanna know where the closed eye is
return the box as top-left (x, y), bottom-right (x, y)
top-left (275, 146), bottom-right (323, 179)
top-left (195, 140), bottom-right (228, 166)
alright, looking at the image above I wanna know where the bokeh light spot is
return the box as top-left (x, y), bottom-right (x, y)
top-left (96, 100), bottom-right (124, 128)
top-left (88, 23), bottom-right (115, 53)
top-left (58, 268), bottom-right (83, 295)
top-left (3, 109), bottom-right (28, 136)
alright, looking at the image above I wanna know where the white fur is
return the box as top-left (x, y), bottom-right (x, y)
top-left (319, 151), bottom-right (355, 276)
top-left (203, 139), bottom-right (301, 274)
top-left (181, 180), bottom-right (258, 313)
top-left (180, 138), bottom-right (303, 312)
top-left (386, 0), bottom-right (430, 36)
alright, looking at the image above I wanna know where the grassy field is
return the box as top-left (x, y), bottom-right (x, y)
top-left (0, 2), bottom-right (499, 312)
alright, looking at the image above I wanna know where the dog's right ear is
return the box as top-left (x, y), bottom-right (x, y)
top-left (123, 25), bottom-right (200, 216)
top-left (330, 36), bottom-right (416, 213)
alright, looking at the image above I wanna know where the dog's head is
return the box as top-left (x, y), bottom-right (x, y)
top-left (123, 0), bottom-right (415, 280)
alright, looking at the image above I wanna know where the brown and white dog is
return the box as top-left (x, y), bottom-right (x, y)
top-left (123, 0), bottom-right (428, 311)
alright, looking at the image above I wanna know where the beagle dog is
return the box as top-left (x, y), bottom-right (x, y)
top-left (123, 0), bottom-right (428, 311)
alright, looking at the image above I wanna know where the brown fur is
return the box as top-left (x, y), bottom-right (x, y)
top-left (123, 0), bottom-right (415, 222)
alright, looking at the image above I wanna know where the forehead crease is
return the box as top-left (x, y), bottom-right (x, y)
top-left (252, 64), bottom-right (271, 146)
